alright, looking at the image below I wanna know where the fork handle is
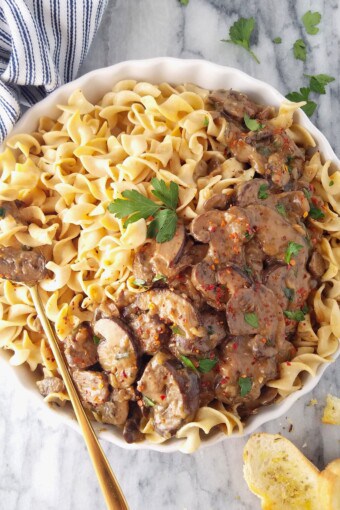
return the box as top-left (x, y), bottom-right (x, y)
top-left (30, 285), bottom-right (129, 510)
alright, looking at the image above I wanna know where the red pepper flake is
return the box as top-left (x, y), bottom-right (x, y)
top-left (232, 342), bottom-right (238, 350)
top-left (286, 361), bottom-right (292, 366)
top-left (122, 370), bottom-right (127, 379)
top-left (311, 196), bottom-right (318, 205)
top-left (208, 225), bottom-right (217, 233)
top-left (160, 394), bottom-right (166, 400)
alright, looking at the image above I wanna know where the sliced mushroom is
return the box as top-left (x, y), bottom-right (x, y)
top-left (215, 337), bottom-right (278, 406)
top-left (0, 247), bottom-right (46, 285)
top-left (94, 317), bottom-right (139, 388)
top-left (123, 402), bottom-right (144, 443)
top-left (191, 261), bottom-right (227, 310)
top-left (64, 322), bottom-right (98, 369)
top-left (123, 307), bottom-right (170, 355)
top-left (132, 242), bottom-right (155, 284)
top-left (37, 376), bottom-right (65, 397)
top-left (208, 89), bottom-right (273, 121)
top-left (169, 269), bottom-right (206, 308)
top-left (236, 386), bottom-right (278, 419)
top-left (308, 251), bottom-right (326, 279)
top-left (133, 289), bottom-right (201, 339)
top-left (150, 223), bottom-right (186, 278)
top-left (95, 389), bottom-right (130, 426)
top-left (137, 351), bottom-right (200, 438)
top-left (72, 370), bottom-right (110, 409)
top-left (203, 193), bottom-right (230, 211)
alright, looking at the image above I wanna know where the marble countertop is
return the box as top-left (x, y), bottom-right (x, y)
top-left (1, 1), bottom-right (340, 509)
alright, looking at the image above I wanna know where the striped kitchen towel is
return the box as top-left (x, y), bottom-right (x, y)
top-left (0, 0), bottom-right (108, 143)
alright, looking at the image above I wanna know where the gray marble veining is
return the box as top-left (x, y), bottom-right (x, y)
top-left (1, 1), bottom-right (340, 509)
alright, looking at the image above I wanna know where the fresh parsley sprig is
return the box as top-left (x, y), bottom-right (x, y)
top-left (108, 178), bottom-right (179, 243)
top-left (222, 17), bottom-right (260, 64)
top-left (286, 87), bottom-right (317, 118)
top-left (304, 74), bottom-right (335, 95)
top-left (293, 39), bottom-right (307, 62)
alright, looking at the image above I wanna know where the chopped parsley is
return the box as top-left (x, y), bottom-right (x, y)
top-left (244, 312), bottom-right (259, 328)
top-left (302, 10), bottom-right (321, 35)
top-left (203, 116), bottom-right (209, 127)
top-left (108, 178), bottom-right (179, 243)
top-left (243, 266), bottom-right (253, 277)
top-left (284, 241), bottom-right (303, 264)
top-left (221, 17), bottom-right (260, 63)
top-left (179, 0), bottom-right (189, 4)
top-left (171, 325), bottom-right (185, 336)
top-left (276, 203), bottom-right (287, 217)
top-left (198, 357), bottom-right (218, 373)
top-left (258, 184), bottom-right (269, 200)
top-left (329, 180), bottom-right (334, 187)
top-left (206, 325), bottom-right (215, 336)
top-left (93, 335), bottom-right (100, 345)
top-left (284, 287), bottom-right (295, 302)
top-left (152, 274), bottom-right (167, 283)
top-left (286, 87), bottom-right (317, 118)
top-left (284, 310), bottom-right (305, 321)
top-left (293, 39), bottom-right (307, 62)
top-left (273, 37), bottom-right (282, 44)
top-left (132, 278), bottom-right (148, 287)
top-left (180, 355), bottom-right (198, 373)
top-left (0, 208), bottom-right (5, 218)
top-left (143, 396), bottom-right (156, 407)
top-left (244, 114), bottom-right (264, 131)
top-left (309, 205), bottom-right (325, 220)
top-left (238, 376), bottom-right (252, 397)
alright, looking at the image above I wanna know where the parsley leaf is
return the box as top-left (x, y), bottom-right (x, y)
top-left (304, 74), bottom-right (335, 95)
top-left (238, 376), bottom-right (252, 397)
top-left (244, 312), bottom-right (259, 328)
top-left (179, 0), bottom-right (189, 4)
top-left (258, 184), bottom-right (269, 200)
top-left (284, 287), bottom-right (295, 302)
top-left (93, 335), bottom-right (100, 345)
top-left (286, 88), bottom-right (317, 117)
top-left (0, 208), bottom-right (5, 218)
top-left (284, 241), bottom-right (303, 264)
top-left (132, 278), bottom-right (148, 287)
top-left (273, 37), bottom-right (282, 44)
top-left (151, 178), bottom-right (178, 210)
top-left (329, 180), bottom-right (334, 187)
top-left (309, 204), bottom-right (325, 220)
top-left (171, 324), bottom-right (185, 336)
top-left (284, 310), bottom-right (305, 321)
top-left (143, 396), bottom-right (156, 407)
top-left (152, 274), bottom-right (167, 283)
top-left (180, 355), bottom-right (198, 373)
top-left (293, 39), bottom-right (307, 62)
top-left (244, 114), bottom-right (264, 131)
top-left (302, 10), bottom-right (321, 35)
top-left (109, 179), bottom-right (179, 243)
top-left (198, 357), bottom-right (218, 373)
top-left (203, 116), bottom-right (209, 127)
top-left (222, 17), bottom-right (260, 64)
top-left (276, 203), bottom-right (287, 216)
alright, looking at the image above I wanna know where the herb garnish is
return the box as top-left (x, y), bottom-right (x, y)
top-left (93, 335), bottom-right (100, 345)
top-left (293, 39), bottom-right (307, 62)
top-left (273, 37), bottom-right (282, 44)
top-left (143, 396), bottom-right (156, 407)
top-left (108, 178), bottom-right (179, 243)
top-left (203, 116), bottom-right (209, 127)
top-left (207, 325), bottom-right (215, 336)
top-left (304, 74), bottom-right (335, 94)
top-left (276, 203), bottom-right (287, 217)
top-left (221, 17), bottom-right (260, 64)
top-left (171, 325), bottom-right (185, 336)
top-left (0, 208), bottom-right (5, 218)
top-left (329, 180), bottom-right (334, 187)
top-left (152, 274), bottom-right (167, 283)
top-left (302, 10), bottom-right (321, 35)
top-left (309, 204), bottom-right (325, 220)
top-left (198, 358), bottom-right (218, 373)
top-left (284, 310), bottom-right (305, 321)
top-left (132, 278), bottom-right (148, 287)
top-left (179, 0), bottom-right (189, 5)
top-left (258, 184), bottom-right (269, 200)
top-left (244, 312), bottom-right (259, 328)
top-left (243, 266), bottom-right (253, 277)
top-left (180, 355), bottom-right (198, 373)
top-left (284, 287), bottom-right (295, 302)
top-left (302, 304), bottom-right (309, 314)
top-left (244, 114), bottom-right (264, 131)
top-left (286, 88), bottom-right (317, 118)
top-left (303, 188), bottom-right (312, 200)
top-left (238, 376), bottom-right (252, 397)
top-left (284, 241), bottom-right (303, 264)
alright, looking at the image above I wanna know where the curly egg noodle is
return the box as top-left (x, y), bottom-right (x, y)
top-left (0, 80), bottom-right (339, 453)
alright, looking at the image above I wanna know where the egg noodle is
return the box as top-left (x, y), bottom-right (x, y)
top-left (0, 80), bottom-right (339, 453)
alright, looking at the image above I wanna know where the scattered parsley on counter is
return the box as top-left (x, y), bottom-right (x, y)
top-left (179, 0), bottom-right (189, 5)
top-left (108, 178), bottom-right (179, 243)
top-left (273, 37), bottom-right (282, 44)
top-left (284, 310), bottom-right (305, 321)
top-left (244, 312), bottom-right (259, 328)
top-left (244, 113), bottom-right (264, 131)
top-left (293, 38), bottom-right (307, 62)
top-left (258, 184), bottom-right (269, 200)
top-left (304, 73), bottom-right (335, 94)
top-left (302, 10), bottom-right (321, 35)
top-left (284, 242), bottom-right (303, 264)
top-left (238, 376), bottom-right (252, 397)
top-left (222, 17), bottom-right (260, 64)
top-left (285, 87), bottom-right (317, 117)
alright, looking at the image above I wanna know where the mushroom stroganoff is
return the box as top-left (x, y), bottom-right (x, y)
top-left (0, 81), bottom-right (339, 453)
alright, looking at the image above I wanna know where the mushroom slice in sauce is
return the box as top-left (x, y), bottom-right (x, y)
top-left (63, 322), bottom-right (98, 369)
top-left (94, 388), bottom-right (132, 426)
top-left (191, 261), bottom-right (227, 311)
top-left (203, 193), bottom-right (230, 211)
top-left (208, 89), bottom-right (274, 121)
top-left (133, 289), bottom-right (202, 339)
top-left (137, 351), bottom-right (200, 438)
top-left (94, 317), bottom-right (139, 388)
top-left (37, 376), bottom-right (65, 397)
top-left (215, 337), bottom-right (278, 406)
top-left (72, 370), bottom-right (110, 409)
top-left (132, 242), bottom-right (155, 285)
top-left (123, 402), bottom-right (144, 443)
top-left (150, 223), bottom-right (186, 278)
top-left (123, 307), bottom-right (170, 355)
top-left (0, 247), bottom-right (46, 285)
top-left (308, 251), bottom-right (326, 279)
top-left (94, 299), bottom-right (120, 321)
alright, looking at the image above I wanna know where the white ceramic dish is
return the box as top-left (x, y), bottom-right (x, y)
top-left (0, 57), bottom-right (339, 452)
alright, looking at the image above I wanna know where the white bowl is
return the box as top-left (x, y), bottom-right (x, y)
top-left (1, 57), bottom-right (339, 452)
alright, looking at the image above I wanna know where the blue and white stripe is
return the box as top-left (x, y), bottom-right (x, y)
top-left (0, 0), bottom-right (107, 143)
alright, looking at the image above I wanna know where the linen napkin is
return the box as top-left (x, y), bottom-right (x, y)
top-left (0, 0), bottom-right (108, 143)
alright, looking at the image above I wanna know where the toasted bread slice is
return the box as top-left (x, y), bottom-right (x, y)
top-left (318, 460), bottom-right (340, 510)
top-left (243, 433), bottom-right (320, 510)
top-left (322, 394), bottom-right (340, 425)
